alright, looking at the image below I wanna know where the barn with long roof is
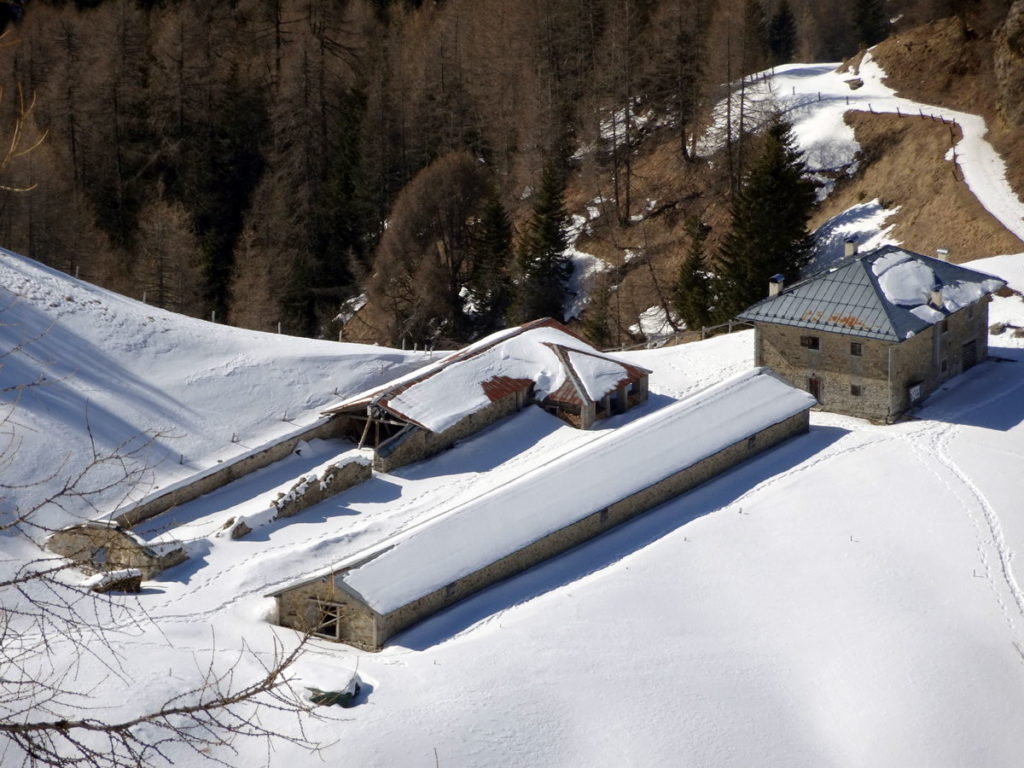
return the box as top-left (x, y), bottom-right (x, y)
top-left (270, 368), bottom-right (816, 650)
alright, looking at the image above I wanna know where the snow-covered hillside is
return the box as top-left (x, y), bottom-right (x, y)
top-left (5, 53), bottom-right (1024, 766)
top-left (0, 248), bottom-right (427, 536)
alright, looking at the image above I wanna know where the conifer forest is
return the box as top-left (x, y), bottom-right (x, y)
top-left (0, 0), bottom-right (1012, 346)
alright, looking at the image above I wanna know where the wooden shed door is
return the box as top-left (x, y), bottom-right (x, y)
top-left (808, 375), bottom-right (822, 403)
top-left (961, 340), bottom-right (978, 371)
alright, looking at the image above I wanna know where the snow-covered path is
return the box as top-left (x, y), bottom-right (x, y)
top-left (709, 57), bottom-right (1024, 243)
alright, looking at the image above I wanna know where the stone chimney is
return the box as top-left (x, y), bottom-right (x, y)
top-left (769, 274), bottom-right (785, 297)
top-left (930, 289), bottom-right (944, 309)
top-left (844, 238), bottom-right (858, 258)
top-left (936, 248), bottom-right (949, 262)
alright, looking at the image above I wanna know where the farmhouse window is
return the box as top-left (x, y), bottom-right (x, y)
top-left (800, 335), bottom-right (820, 350)
top-left (310, 599), bottom-right (345, 640)
top-left (941, 358), bottom-right (948, 373)
top-left (942, 318), bottom-right (949, 333)
top-left (850, 342), bottom-right (862, 356)
top-left (850, 384), bottom-right (862, 396)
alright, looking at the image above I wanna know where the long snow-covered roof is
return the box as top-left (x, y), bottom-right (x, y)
top-left (290, 368), bottom-right (814, 615)
top-left (323, 319), bottom-right (650, 433)
top-left (737, 245), bottom-right (1006, 341)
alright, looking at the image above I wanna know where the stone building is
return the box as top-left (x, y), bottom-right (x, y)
top-left (737, 245), bottom-right (1006, 422)
top-left (47, 521), bottom-right (187, 579)
top-left (268, 368), bottom-right (815, 651)
top-left (323, 318), bottom-right (650, 471)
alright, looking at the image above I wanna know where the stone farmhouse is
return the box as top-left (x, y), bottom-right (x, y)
top-left (323, 318), bottom-right (651, 471)
top-left (737, 245), bottom-right (1006, 422)
top-left (268, 368), bottom-right (816, 651)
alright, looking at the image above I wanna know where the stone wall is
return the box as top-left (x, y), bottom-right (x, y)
top-left (272, 458), bottom-right (372, 520)
top-left (47, 523), bottom-right (187, 579)
top-left (114, 417), bottom-right (349, 528)
top-left (755, 299), bottom-right (991, 421)
top-left (755, 323), bottom-right (892, 420)
top-left (373, 387), bottom-right (530, 472)
top-left (889, 300), bottom-right (991, 416)
top-left (315, 408), bottom-right (810, 650)
top-left (273, 574), bottom-right (381, 651)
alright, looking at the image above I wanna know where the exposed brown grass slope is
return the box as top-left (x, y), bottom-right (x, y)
top-left (813, 112), bottom-right (1024, 261)
top-left (869, 16), bottom-right (1024, 222)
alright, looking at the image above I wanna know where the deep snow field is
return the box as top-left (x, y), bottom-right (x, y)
top-left (4, 56), bottom-right (1024, 767)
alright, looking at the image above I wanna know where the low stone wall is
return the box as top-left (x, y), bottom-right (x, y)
top-left (367, 409), bottom-right (809, 648)
top-left (47, 523), bottom-right (187, 579)
top-left (374, 388), bottom-right (530, 472)
top-left (114, 417), bottom-right (348, 528)
top-left (272, 459), bottom-right (372, 520)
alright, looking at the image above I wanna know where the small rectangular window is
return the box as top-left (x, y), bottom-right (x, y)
top-left (800, 335), bottom-right (820, 350)
top-left (850, 342), bottom-right (863, 356)
top-left (968, 305), bottom-right (975, 319)
top-left (310, 600), bottom-right (344, 640)
top-left (941, 359), bottom-right (948, 373)
top-left (850, 384), bottom-right (862, 396)
top-left (942, 318), bottom-right (949, 334)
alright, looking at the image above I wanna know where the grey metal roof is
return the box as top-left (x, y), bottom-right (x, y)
top-left (737, 245), bottom-right (1006, 341)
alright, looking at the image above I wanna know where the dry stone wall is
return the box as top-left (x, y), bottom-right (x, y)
top-left (114, 417), bottom-right (349, 528)
top-left (47, 524), bottom-right (186, 579)
top-left (374, 389), bottom-right (529, 472)
top-left (272, 459), bottom-right (372, 520)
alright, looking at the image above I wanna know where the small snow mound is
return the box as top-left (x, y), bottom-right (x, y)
top-left (911, 305), bottom-right (945, 323)
top-left (629, 306), bottom-right (683, 343)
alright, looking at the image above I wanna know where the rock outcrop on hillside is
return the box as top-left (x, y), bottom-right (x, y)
top-left (995, 1), bottom-right (1024, 126)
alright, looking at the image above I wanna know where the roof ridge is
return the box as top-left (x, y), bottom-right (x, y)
top-left (857, 253), bottom-right (904, 340)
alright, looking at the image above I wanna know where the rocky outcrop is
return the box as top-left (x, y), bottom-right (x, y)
top-left (994, 1), bottom-right (1024, 126)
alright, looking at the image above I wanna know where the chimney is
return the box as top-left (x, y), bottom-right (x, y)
top-left (844, 238), bottom-right (858, 258)
top-left (769, 274), bottom-right (785, 297)
top-left (936, 248), bottom-right (949, 262)
top-left (930, 289), bottom-right (944, 309)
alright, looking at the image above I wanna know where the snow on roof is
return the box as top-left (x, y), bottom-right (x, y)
top-left (302, 368), bottom-right (814, 615)
top-left (561, 348), bottom-right (634, 402)
top-left (737, 246), bottom-right (1006, 341)
top-left (323, 319), bottom-right (650, 433)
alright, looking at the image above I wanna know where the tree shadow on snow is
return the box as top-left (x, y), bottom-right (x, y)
top-left (389, 424), bottom-right (848, 652)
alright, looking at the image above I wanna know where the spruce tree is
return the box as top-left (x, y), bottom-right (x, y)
top-left (715, 115), bottom-right (817, 321)
top-left (769, 0), bottom-right (798, 65)
top-left (509, 161), bottom-right (573, 324)
top-left (854, 0), bottom-right (890, 48)
top-left (469, 192), bottom-right (514, 333)
top-left (674, 217), bottom-right (713, 331)
top-left (582, 271), bottom-right (614, 349)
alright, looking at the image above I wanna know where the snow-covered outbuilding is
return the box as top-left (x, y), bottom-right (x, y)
top-left (323, 318), bottom-right (651, 471)
top-left (737, 245), bottom-right (1006, 422)
top-left (268, 368), bottom-right (816, 651)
